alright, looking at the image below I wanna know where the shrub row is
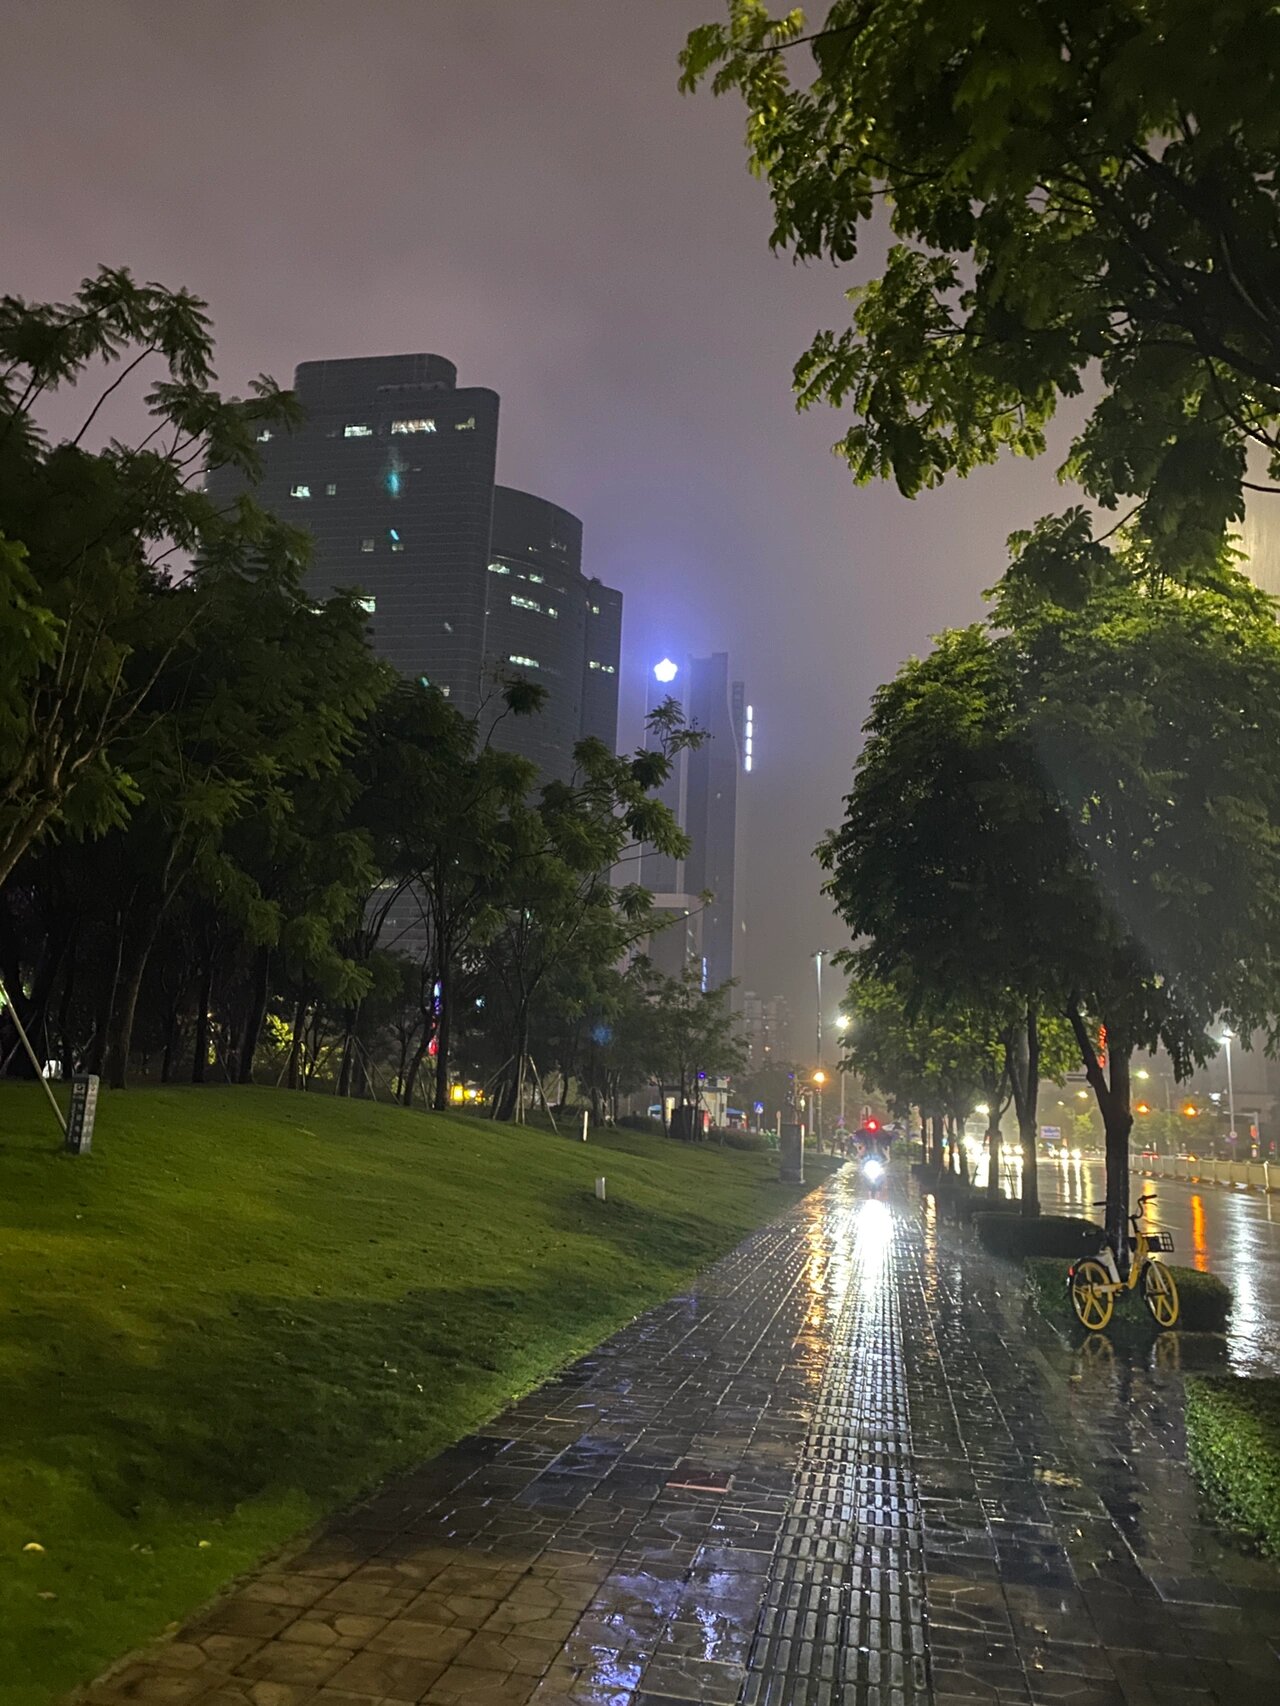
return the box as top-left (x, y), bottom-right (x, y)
top-left (977, 1213), bottom-right (1100, 1259)
top-left (1185, 1377), bottom-right (1280, 1555)
top-left (1023, 1257), bottom-right (1233, 1333)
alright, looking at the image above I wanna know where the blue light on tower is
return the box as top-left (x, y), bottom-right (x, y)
top-left (653, 657), bottom-right (678, 684)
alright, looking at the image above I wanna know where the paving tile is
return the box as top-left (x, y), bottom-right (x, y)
top-left (70, 1177), bottom-right (1280, 1706)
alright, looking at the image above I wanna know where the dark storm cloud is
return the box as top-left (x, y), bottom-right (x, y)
top-left (1, 0), bottom-right (1068, 1035)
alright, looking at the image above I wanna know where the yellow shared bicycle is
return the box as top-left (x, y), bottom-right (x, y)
top-left (1067, 1193), bottom-right (1179, 1331)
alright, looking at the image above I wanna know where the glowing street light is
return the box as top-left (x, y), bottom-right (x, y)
top-left (1218, 1025), bottom-right (1238, 1150)
top-left (653, 657), bottom-right (679, 684)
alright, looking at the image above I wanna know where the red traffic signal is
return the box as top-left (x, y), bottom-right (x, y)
top-left (862, 1118), bottom-right (880, 1133)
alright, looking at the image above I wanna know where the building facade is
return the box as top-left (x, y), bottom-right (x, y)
top-left (484, 486), bottom-right (620, 778)
top-left (637, 651), bottom-right (748, 992)
top-left (207, 353), bottom-right (621, 774)
top-left (742, 991), bottom-right (791, 1071)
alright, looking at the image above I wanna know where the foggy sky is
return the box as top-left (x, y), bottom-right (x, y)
top-left (2, 0), bottom-right (1070, 1042)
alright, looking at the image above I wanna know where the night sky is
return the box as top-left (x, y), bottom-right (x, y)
top-left (3, 0), bottom-right (1070, 1041)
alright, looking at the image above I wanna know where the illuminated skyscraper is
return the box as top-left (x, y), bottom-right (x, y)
top-left (206, 353), bottom-right (621, 774)
top-left (638, 651), bottom-right (749, 991)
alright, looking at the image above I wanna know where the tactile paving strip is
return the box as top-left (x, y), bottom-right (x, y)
top-left (745, 1195), bottom-right (930, 1706)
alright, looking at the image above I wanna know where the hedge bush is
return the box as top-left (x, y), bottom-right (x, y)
top-left (718, 1129), bottom-right (770, 1153)
top-left (1024, 1257), bottom-right (1233, 1332)
top-left (1185, 1377), bottom-right (1280, 1554)
top-left (976, 1213), bottom-right (1100, 1259)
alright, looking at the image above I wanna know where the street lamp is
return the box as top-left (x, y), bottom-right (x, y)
top-left (1219, 1025), bottom-right (1237, 1153)
top-left (810, 1068), bottom-right (827, 1150)
top-left (835, 1013), bottom-right (850, 1126)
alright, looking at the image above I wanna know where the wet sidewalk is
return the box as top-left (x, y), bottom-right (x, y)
top-left (81, 1175), bottom-right (1280, 1706)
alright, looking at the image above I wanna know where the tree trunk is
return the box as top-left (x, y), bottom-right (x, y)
top-left (1066, 1005), bottom-right (1131, 1259)
top-left (986, 1113), bottom-right (1002, 1195)
top-left (160, 1005), bottom-right (180, 1083)
top-left (104, 913), bottom-right (161, 1090)
top-left (286, 996), bottom-right (306, 1090)
top-left (1007, 1003), bottom-right (1043, 1217)
top-left (89, 916), bottom-right (126, 1076)
top-left (191, 947), bottom-right (215, 1083)
top-left (1021, 1005), bottom-right (1041, 1216)
top-left (337, 1005), bottom-right (357, 1097)
top-left (1103, 1045), bottom-right (1133, 1265)
top-left (236, 947), bottom-right (271, 1084)
top-left (432, 962), bottom-right (452, 1111)
top-left (403, 1036), bottom-right (429, 1106)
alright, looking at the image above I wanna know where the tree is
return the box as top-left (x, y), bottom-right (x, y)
top-left (818, 621), bottom-right (1083, 1209)
top-left (995, 523), bottom-right (1280, 1249)
top-left (838, 971), bottom-right (988, 1177)
top-left (351, 678), bottom-right (538, 1110)
top-left (482, 710), bottom-right (701, 1123)
top-left (683, 1), bottom-right (1280, 580)
top-left (639, 964), bottom-right (747, 1138)
top-left (0, 267), bottom-right (301, 889)
top-left (822, 520), bottom-right (1280, 1249)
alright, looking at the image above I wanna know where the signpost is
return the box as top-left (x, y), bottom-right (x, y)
top-left (65, 1074), bottom-right (99, 1155)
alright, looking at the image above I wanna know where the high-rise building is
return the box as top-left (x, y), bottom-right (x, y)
top-left (206, 353), bottom-right (621, 774)
top-left (742, 992), bottom-right (792, 1070)
top-left (637, 651), bottom-right (749, 992)
top-left (484, 486), bottom-right (620, 778)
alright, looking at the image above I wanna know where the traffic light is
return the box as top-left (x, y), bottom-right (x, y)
top-left (862, 1117), bottom-right (880, 1133)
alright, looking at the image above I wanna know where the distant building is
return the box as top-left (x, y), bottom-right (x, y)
top-left (206, 353), bottom-right (621, 776)
top-left (742, 991), bottom-right (791, 1070)
top-left (637, 651), bottom-right (749, 992)
top-left (485, 485), bottom-right (621, 778)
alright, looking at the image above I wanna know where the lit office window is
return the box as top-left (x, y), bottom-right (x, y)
top-left (356, 596), bottom-right (376, 613)
top-left (343, 424), bottom-right (373, 438)
top-left (391, 418), bottom-right (437, 434)
top-left (256, 429), bottom-right (273, 442)
top-left (528, 572), bottom-right (544, 584)
top-left (588, 661), bottom-right (616, 674)
top-left (508, 655), bottom-right (540, 669)
top-left (591, 604), bottom-right (601, 615)
top-left (290, 484), bottom-right (311, 498)
top-left (454, 416), bottom-right (476, 431)
top-left (325, 483), bottom-right (337, 496)
top-left (511, 595), bottom-right (542, 613)
top-left (361, 538), bottom-right (375, 552)
top-left (487, 561), bottom-right (510, 574)
top-left (546, 607), bottom-right (558, 619)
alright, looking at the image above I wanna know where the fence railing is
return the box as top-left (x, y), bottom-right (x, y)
top-left (1131, 1153), bottom-right (1277, 1192)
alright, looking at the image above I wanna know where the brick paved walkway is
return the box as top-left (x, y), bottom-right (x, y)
top-left (79, 1175), bottom-right (1280, 1706)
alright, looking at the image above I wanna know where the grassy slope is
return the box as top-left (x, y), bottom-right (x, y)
top-left (0, 1084), bottom-right (831, 1705)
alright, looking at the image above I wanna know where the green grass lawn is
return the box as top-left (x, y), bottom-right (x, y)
top-left (0, 1084), bottom-right (833, 1706)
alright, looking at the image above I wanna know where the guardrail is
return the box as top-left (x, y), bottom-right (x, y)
top-left (1132, 1154), bottom-right (1278, 1192)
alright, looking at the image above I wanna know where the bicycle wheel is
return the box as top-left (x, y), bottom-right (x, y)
top-left (1069, 1259), bottom-right (1115, 1331)
top-left (1142, 1261), bottom-right (1179, 1329)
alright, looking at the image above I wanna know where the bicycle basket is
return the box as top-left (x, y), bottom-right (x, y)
top-left (1145, 1230), bottom-right (1174, 1253)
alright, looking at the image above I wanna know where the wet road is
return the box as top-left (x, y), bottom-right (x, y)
top-left (1035, 1155), bottom-right (1280, 1376)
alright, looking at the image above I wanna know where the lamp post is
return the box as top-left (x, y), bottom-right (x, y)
top-left (835, 1013), bottom-right (849, 1127)
top-left (810, 1069), bottom-right (827, 1151)
top-left (1220, 1026), bottom-right (1237, 1152)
